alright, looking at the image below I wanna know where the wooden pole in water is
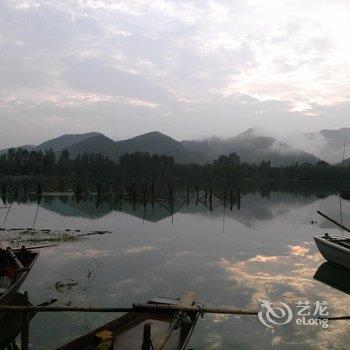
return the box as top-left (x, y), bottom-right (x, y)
top-left (1, 182), bottom-right (6, 196)
top-left (209, 186), bottom-right (213, 211)
top-left (37, 183), bottom-right (42, 197)
top-left (151, 177), bottom-right (155, 197)
top-left (237, 189), bottom-right (241, 210)
top-left (119, 181), bottom-right (123, 199)
top-left (168, 183), bottom-right (172, 204)
top-left (143, 180), bottom-right (147, 202)
top-left (186, 185), bottom-right (190, 205)
top-left (21, 291), bottom-right (29, 350)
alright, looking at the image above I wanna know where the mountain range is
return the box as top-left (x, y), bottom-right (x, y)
top-left (301, 128), bottom-right (350, 164)
top-left (0, 131), bottom-right (206, 164)
top-left (182, 128), bottom-right (320, 165)
top-left (3, 127), bottom-right (350, 166)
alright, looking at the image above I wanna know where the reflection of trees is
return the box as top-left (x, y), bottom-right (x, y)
top-left (16, 189), bottom-right (315, 228)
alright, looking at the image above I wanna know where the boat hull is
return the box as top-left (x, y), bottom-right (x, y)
top-left (57, 293), bottom-right (202, 350)
top-left (0, 250), bottom-right (38, 318)
top-left (314, 236), bottom-right (350, 269)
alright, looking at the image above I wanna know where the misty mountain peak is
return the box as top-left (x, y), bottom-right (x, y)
top-left (236, 128), bottom-right (259, 139)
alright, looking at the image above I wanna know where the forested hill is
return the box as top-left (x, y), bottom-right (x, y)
top-left (0, 147), bottom-right (346, 182)
top-left (182, 129), bottom-right (320, 165)
top-left (0, 129), bottom-right (322, 166)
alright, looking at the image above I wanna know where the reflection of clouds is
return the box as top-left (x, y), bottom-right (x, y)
top-left (203, 332), bottom-right (223, 350)
top-left (62, 245), bottom-right (157, 259)
top-left (289, 245), bottom-right (309, 257)
top-left (249, 255), bottom-right (279, 263)
top-left (125, 245), bottom-right (156, 254)
top-left (173, 250), bottom-right (206, 258)
top-left (211, 313), bottom-right (229, 324)
top-left (216, 244), bottom-right (350, 349)
top-left (217, 245), bottom-right (322, 305)
top-left (108, 275), bottom-right (163, 299)
top-left (65, 249), bottom-right (111, 258)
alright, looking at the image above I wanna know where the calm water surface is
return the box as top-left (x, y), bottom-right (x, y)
top-left (1, 191), bottom-right (350, 349)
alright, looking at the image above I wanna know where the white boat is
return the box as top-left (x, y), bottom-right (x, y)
top-left (313, 211), bottom-right (350, 270)
top-left (314, 234), bottom-right (350, 269)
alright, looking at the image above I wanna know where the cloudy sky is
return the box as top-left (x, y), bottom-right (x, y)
top-left (1, 0), bottom-right (350, 148)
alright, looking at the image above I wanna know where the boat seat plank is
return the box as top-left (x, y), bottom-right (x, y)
top-left (177, 291), bottom-right (196, 308)
top-left (155, 291), bottom-right (197, 350)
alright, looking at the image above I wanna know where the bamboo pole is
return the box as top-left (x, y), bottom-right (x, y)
top-left (0, 304), bottom-right (258, 315)
top-left (317, 210), bottom-right (350, 234)
top-left (12, 244), bottom-right (58, 251)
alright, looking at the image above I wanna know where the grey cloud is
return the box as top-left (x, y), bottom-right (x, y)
top-left (64, 58), bottom-right (172, 103)
top-left (0, 0), bottom-right (350, 148)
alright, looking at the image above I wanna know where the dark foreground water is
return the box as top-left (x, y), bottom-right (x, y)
top-left (1, 190), bottom-right (350, 349)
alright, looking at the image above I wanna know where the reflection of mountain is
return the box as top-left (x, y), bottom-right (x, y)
top-left (314, 262), bottom-right (350, 295)
top-left (40, 196), bottom-right (182, 221)
top-left (38, 192), bottom-right (321, 225)
top-left (180, 192), bottom-right (318, 227)
top-left (40, 196), bottom-right (111, 219)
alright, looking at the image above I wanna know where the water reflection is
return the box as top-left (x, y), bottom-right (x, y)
top-left (1, 189), bottom-right (350, 349)
top-left (1, 191), bottom-right (323, 226)
top-left (314, 262), bottom-right (350, 295)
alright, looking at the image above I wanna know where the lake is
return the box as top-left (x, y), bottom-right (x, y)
top-left (1, 187), bottom-right (350, 349)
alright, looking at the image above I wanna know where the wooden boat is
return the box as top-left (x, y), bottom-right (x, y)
top-left (314, 262), bottom-right (350, 295)
top-left (0, 292), bottom-right (33, 349)
top-left (0, 291), bottom-right (57, 349)
top-left (57, 291), bottom-right (202, 350)
top-left (313, 211), bottom-right (350, 269)
top-left (314, 234), bottom-right (350, 269)
top-left (0, 247), bottom-right (39, 308)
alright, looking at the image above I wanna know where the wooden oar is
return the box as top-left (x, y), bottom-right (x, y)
top-left (0, 304), bottom-right (258, 315)
top-left (317, 211), bottom-right (350, 234)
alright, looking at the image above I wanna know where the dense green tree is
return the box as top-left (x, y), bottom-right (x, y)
top-left (1, 147), bottom-right (350, 181)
